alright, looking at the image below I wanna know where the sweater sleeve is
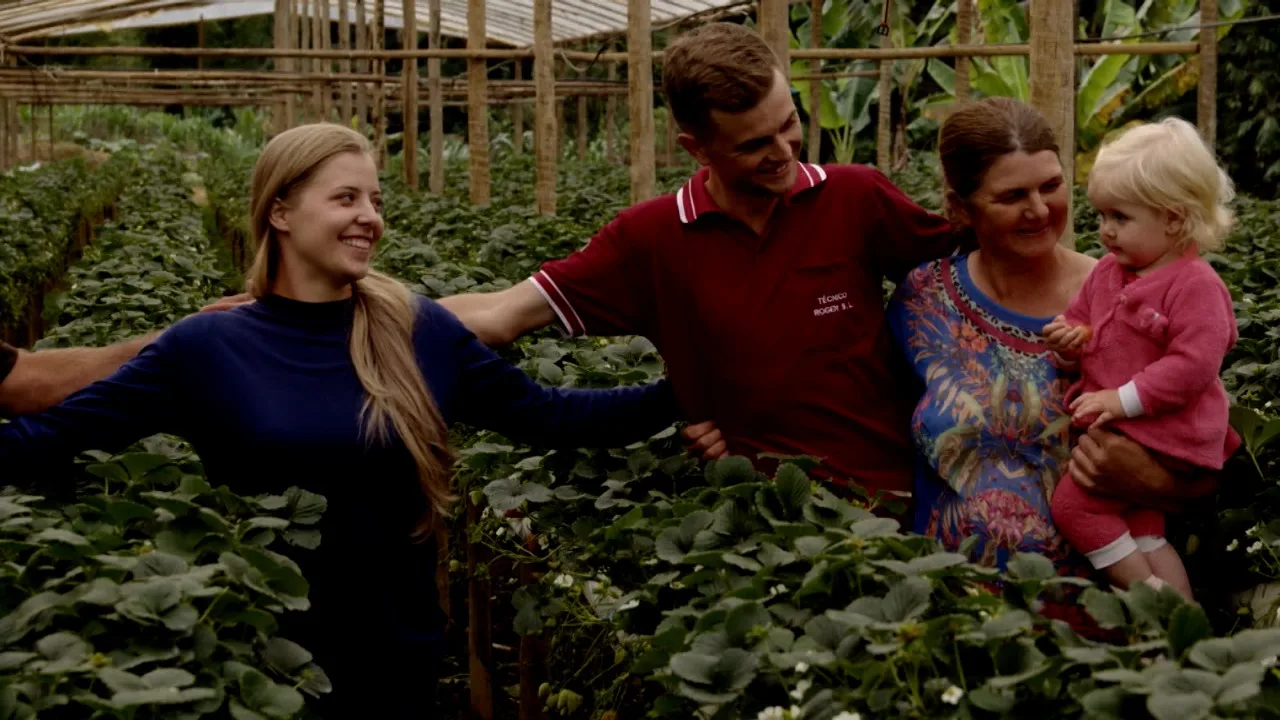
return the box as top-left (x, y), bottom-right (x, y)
top-left (433, 304), bottom-right (680, 447)
top-left (1129, 267), bottom-right (1237, 416)
top-left (0, 329), bottom-right (183, 487)
top-left (865, 167), bottom-right (957, 284)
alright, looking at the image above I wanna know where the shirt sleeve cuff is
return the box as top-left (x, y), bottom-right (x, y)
top-left (1118, 381), bottom-right (1145, 418)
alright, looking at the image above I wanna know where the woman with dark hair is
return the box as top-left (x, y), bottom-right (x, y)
top-left (885, 98), bottom-right (1219, 622)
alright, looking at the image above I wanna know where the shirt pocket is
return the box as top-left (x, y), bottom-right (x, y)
top-left (784, 254), bottom-right (874, 354)
top-left (1118, 302), bottom-right (1171, 348)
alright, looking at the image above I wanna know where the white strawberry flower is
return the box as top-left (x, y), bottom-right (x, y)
top-left (794, 661), bottom-right (810, 674)
top-left (1227, 539), bottom-right (1240, 552)
top-left (941, 685), bottom-right (964, 705)
top-left (789, 679), bottom-right (812, 701)
top-left (833, 713), bottom-right (861, 720)
top-left (553, 574), bottom-right (574, 588)
top-left (757, 707), bottom-right (786, 720)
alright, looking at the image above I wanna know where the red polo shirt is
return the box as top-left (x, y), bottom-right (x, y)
top-left (531, 163), bottom-right (953, 497)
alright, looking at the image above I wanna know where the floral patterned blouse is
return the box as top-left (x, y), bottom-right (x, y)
top-left (886, 255), bottom-right (1093, 583)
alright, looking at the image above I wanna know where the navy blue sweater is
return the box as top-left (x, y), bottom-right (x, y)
top-left (0, 294), bottom-right (678, 712)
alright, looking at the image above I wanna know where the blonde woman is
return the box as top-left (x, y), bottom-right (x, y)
top-left (1044, 117), bottom-right (1240, 600)
top-left (0, 123), bottom-right (680, 714)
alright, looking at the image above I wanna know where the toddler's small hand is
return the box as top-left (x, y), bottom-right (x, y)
top-left (1070, 389), bottom-right (1123, 429)
top-left (1042, 315), bottom-right (1091, 358)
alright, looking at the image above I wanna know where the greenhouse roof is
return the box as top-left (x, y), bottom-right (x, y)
top-left (0, 0), bottom-right (751, 47)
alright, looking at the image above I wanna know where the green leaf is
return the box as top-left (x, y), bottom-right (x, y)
top-left (669, 652), bottom-right (717, 684)
top-left (725, 602), bottom-right (772, 645)
top-left (263, 637), bottom-right (313, 674)
top-left (655, 528), bottom-right (688, 563)
top-left (882, 578), bottom-right (931, 622)
top-left (1007, 553), bottom-right (1056, 581)
top-left (133, 552), bottom-right (189, 578)
top-left (1081, 588), bottom-right (1128, 628)
top-left (969, 685), bottom-right (1016, 712)
top-left (141, 668), bottom-right (195, 689)
top-left (982, 610), bottom-right (1033, 638)
top-left (240, 668), bottom-right (305, 717)
top-left (31, 528), bottom-right (90, 547)
top-left (1147, 691), bottom-right (1213, 720)
top-left (513, 587), bottom-right (543, 636)
top-left (904, 552), bottom-right (967, 575)
top-left (773, 464), bottom-right (811, 516)
top-left (1188, 638), bottom-right (1235, 672)
top-left (1168, 605), bottom-right (1213, 658)
top-left (794, 535), bottom-right (830, 559)
top-left (757, 542), bottom-right (797, 568)
top-left (113, 687), bottom-right (219, 706)
top-left (849, 518), bottom-right (900, 538)
top-left (99, 668), bottom-right (147, 692)
top-left (0, 651), bottom-right (35, 671)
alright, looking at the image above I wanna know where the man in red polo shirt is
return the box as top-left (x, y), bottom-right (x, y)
top-left (439, 22), bottom-right (954, 500)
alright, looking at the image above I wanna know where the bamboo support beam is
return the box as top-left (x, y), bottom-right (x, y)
top-left (605, 50), bottom-right (616, 163)
top-left (428, 0), bottom-right (443, 193)
top-left (468, 0), bottom-right (490, 205)
top-left (339, 0), bottom-right (352, 123)
top-left (1030, 0), bottom-right (1074, 247)
top-left (312, 0), bottom-right (324, 118)
top-left (534, 0), bottom-right (555, 215)
top-left (759, 0), bottom-right (790, 78)
top-left (628, 0), bottom-right (656, 203)
top-left (356, 0), bottom-right (368, 133)
top-left (466, 505), bottom-right (495, 720)
top-left (1198, 0), bottom-right (1217, 145)
top-left (512, 60), bottom-right (523, 157)
top-left (402, 0), bottom-right (418, 189)
top-left (374, 0), bottom-right (386, 166)
top-left (275, 0), bottom-right (295, 131)
top-left (807, 0), bottom-right (821, 163)
top-left (3, 41), bottom-right (1201, 62)
top-left (876, 5), bottom-right (892, 173)
top-left (955, 0), bottom-right (972, 105)
top-left (322, 0), bottom-right (333, 120)
top-left (577, 95), bottom-right (588, 161)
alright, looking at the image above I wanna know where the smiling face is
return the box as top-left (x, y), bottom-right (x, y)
top-left (1089, 191), bottom-right (1182, 271)
top-left (958, 150), bottom-right (1069, 260)
top-left (679, 69), bottom-right (803, 198)
top-left (269, 150), bottom-right (384, 299)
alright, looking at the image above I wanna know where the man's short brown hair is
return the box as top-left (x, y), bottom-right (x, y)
top-left (662, 22), bottom-right (781, 138)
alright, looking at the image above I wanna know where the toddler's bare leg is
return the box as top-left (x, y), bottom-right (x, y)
top-left (1143, 541), bottom-right (1193, 601)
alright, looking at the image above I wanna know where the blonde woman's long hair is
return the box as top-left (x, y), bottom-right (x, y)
top-left (247, 123), bottom-right (454, 536)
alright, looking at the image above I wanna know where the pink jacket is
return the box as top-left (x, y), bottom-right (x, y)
top-left (1065, 249), bottom-right (1238, 469)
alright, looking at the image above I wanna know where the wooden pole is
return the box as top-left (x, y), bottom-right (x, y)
top-left (403, 0), bottom-right (418, 189)
top-left (876, 9), bottom-right (892, 172)
top-left (27, 104), bottom-right (35, 162)
top-left (468, 0), bottom-right (490, 205)
top-left (512, 61), bottom-right (524, 157)
top-left (274, 0), bottom-right (293, 132)
top-left (321, 0), bottom-right (333, 120)
top-left (628, 0), bottom-right (656, 203)
top-left (428, 0), bottom-right (443, 193)
top-left (45, 103), bottom-right (52, 159)
top-left (517, 562), bottom-right (547, 720)
top-left (1197, 0), bottom-right (1217, 146)
top-left (534, 0), bottom-right (556, 214)
top-left (807, 0), bottom-right (821, 163)
top-left (955, 0), bottom-right (972, 105)
top-left (466, 505), bottom-right (495, 720)
top-left (759, 0), bottom-right (791, 79)
top-left (1029, 0), bottom-right (1075, 247)
top-left (664, 105), bottom-right (676, 166)
top-left (577, 95), bottom-right (588, 161)
top-left (374, 0), bottom-right (386, 166)
top-left (556, 95), bottom-right (565, 154)
top-left (339, 0), bottom-right (352, 124)
top-left (0, 82), bottom-right (7, 170)
top-left (197, 16), bottom-right (205, 71)
top-left (605, 50), bottom-right (616, 163)
top-left (356, 0), bottom-right (367, 133)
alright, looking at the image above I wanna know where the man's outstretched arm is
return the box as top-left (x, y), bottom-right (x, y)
top-left (438, 280), bottom-right (558, 347)
top-left (0, 333), bottom-right (159, 416)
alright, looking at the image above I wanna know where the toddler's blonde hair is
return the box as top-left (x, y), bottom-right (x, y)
top-left (1088, 117), bottom-right (1235, 252)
